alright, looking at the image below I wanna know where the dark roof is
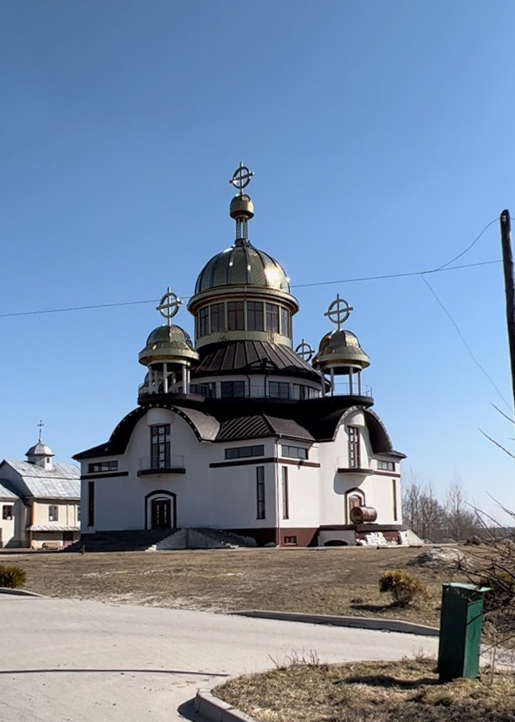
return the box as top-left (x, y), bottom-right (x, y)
top-left (193, 341), bottom-right (322, 383)
top-left (215, 414), bottom-right (314, 443)
top-left (217, 415), bottom-right (273, 441)
top-left (74, 397), bottom-right (403, 460)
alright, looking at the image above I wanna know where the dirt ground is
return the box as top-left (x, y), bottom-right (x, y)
top-left (214, 657), bottom-right (515, 722)
top-left (3, 546), bottom-right (470, 626)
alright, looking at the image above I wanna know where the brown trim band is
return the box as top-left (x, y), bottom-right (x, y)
top-left (210, 457), bottom-right (320, 469)
top-left (80, 471), bottom-right (129, 480)
top-left (374, 470), bottom-right (401, 478)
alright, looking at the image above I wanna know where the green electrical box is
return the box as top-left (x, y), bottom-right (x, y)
top-left (437, 583), bottom-right (490, 681)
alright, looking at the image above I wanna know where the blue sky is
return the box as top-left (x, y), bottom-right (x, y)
top-left (1, 0), bottom-right (515, 515)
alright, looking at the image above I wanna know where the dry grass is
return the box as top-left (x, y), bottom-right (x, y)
top-left (214, 657), bottom-right (515, 722)
top-left (3, 546), bottom-right (470, 625)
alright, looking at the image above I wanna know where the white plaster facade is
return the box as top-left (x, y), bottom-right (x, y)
top-left (75, 167), bottom-right (405, 547)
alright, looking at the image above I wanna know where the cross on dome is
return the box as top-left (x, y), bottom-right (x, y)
top-left (229, 162), bottom-right (254, 194)
top-left (156, 287), bottom-right (182, 326)
top-left (37, 419), bottom-right (44, 442)
top-left (324, 294), bottom-right (354, 331)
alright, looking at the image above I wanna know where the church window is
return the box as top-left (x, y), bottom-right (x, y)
top-left (256, 467), bottom-right (265, 519)
top-left (281, 445), bottom-right (308, 460)
top-left (2, 505), bottom-right (13, 520)
top-left (268, 381), bottom-right (289, 399)
top-left (221, 380), bottom-right (245, 398)
top-left (227, 301), bottom-right (245, 330)
top-left (88, 461), bottom-right (118, 473)
top-left (225, 445), bottom-right (264, 460)
top-left (378, 460), bottom-right (395, 471)
top-left (265, 303), bottom-right (279, 333)
top-left (49, 505), bottom-right (59, 522)
top-left (392, 479), bottom-right (398, 521)
top-left (199, 308), bottom-right (209, 337)
top-left (348, 426), bottom-right (360, 468)
top-left (282, 467), bottom-right (289, 519)
top-left (247, 301), bottom-right (264, 331)
top-left (292, 384), bottom-right (309, 400)
top-left (88, 481), bottom-right (95, 527)
top-left (190, 383), bottom-right (216, 398)
top-left (210, 303), bottom-right (225, 333)
top-left (150, 424), bottom-right (171, 469)
top-left (280, 308), bottom-right (291, 336)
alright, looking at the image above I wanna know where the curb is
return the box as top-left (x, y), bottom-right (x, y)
top-left (231, 610), bottom-right (439, 637)
top-left (0, 588), bottom-right (44, 598)
top-left (195, 689), bottom-right (257, 722)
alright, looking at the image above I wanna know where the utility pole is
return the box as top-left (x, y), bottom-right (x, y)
top-left (500, 209), bottom-right (515, 412)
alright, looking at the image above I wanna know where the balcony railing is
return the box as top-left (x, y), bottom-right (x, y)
top-left (138, 381), bottom-right (372, 401)
top-left (336, 457), bottom-right (374, 475)
top-left (137, 455), bottom-right (186, 475)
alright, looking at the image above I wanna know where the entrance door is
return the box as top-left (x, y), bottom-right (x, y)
top-left (151, 498), bottom-right (172, 529)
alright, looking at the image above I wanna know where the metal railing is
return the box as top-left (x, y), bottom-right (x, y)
top-left (139, 455), bottom-right (185, 471)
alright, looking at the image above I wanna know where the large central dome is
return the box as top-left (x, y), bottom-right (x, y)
top-left (194, 241), bottom-right (290, 294)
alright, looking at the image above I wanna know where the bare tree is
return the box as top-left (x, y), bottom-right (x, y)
top-left (402, 471), bottom-right (446, 541)
top-left (443, 481), bottom-right (479, 542)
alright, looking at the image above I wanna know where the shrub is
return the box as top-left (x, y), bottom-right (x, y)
top-left (0, 565), bottom-right (26, 589)
top-left (379, 570), bottom-right (428, 607)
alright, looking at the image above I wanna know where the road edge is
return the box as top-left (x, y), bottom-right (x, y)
top-left (195, 689), bottom-right (257, 722)
top-left (0, 587), bottom-right (44, 597)
top-left (231, 610), bottom-right (439, 637)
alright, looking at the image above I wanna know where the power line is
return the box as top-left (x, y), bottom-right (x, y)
top-left (421, 274), bottom-right (512, 412)
top-left (0, 259), bottom-right (501, 320)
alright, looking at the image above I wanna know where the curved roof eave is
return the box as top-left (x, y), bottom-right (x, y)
top-left (73, 403), bottom-right (220, 460)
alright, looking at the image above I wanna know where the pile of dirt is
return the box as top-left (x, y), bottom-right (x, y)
top-left (408, 547), bottom-right (471, 569)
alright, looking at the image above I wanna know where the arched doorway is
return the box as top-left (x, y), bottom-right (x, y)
top-left (345, 488), bottom-right (365, 523)
top-left (145, 490), bottom-right (177, 530)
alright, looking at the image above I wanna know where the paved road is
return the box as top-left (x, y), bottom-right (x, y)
top-left (0, 596), bottom-right (438, 722)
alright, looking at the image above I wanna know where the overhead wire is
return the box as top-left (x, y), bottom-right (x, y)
top-left (0, 260), bottom-right (501, 319)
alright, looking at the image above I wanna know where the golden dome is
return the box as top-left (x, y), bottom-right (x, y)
top-left (138, 325), bottom-right (199, 366)
top-left (194, 243), bottom-right (290, 294)
top-left (313, 329), bottom-right (370, 374)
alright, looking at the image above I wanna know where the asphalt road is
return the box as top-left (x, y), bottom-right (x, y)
top-left (0, 596), bottom-right (439, 722)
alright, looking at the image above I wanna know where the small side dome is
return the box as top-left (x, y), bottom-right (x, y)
top-left (194, 244), bottom-right (290, 294)
top-left (139, 324), bottom-right (199, 366)
top-left (313, 329), bottom-right (370, 374)
top-left (230, 193), bottom-right (254, 219)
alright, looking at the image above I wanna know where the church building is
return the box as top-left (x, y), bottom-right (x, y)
top-left (74, 165), bottom-right (405, 547)
top-left (0, 430), bottom-right (80, 549)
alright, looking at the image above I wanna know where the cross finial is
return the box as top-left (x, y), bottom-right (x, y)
top-left (156, 287), bottom-right (182, 326)
top-left (324, 294), bottom-right (354, 332)
top-left (37, 420), bottom-right (44, 442)
top-left (229, 162), bottom-right (254, 195)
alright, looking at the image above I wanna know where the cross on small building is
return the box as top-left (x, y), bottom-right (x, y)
top-left (37, 420), bottom-right (44, 442)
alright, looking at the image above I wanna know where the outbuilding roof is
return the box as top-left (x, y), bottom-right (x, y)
top-left (0, 480), bottom-right (20, 500)
top-left (2, 461), bottom-right (80, 500)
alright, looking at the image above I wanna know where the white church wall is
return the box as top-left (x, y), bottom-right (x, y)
top-left (275, 443), bottom-right (321, 529)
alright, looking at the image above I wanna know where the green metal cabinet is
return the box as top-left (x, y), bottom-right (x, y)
top-left (438, 583), bottom-right (490, 681)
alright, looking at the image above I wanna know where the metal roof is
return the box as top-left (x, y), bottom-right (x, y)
top-left (4, 461), bottom-right (80, 499)
top-left (193, 340), bottom-right (322, 382)
top-left (216, 414), bottom-right (314, 443)
top-left (0, 480), bottom-right (20, 500)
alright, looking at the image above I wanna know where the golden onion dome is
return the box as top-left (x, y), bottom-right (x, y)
top-left (313, 329), bottom-right (370, 374)
top-left (194, 242), bottom-right (290, 294)
top-left (138, 324), bottom-right (199, 366)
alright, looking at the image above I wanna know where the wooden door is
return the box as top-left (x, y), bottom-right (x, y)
top-left (151, 499), bottom-right (172, 529)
